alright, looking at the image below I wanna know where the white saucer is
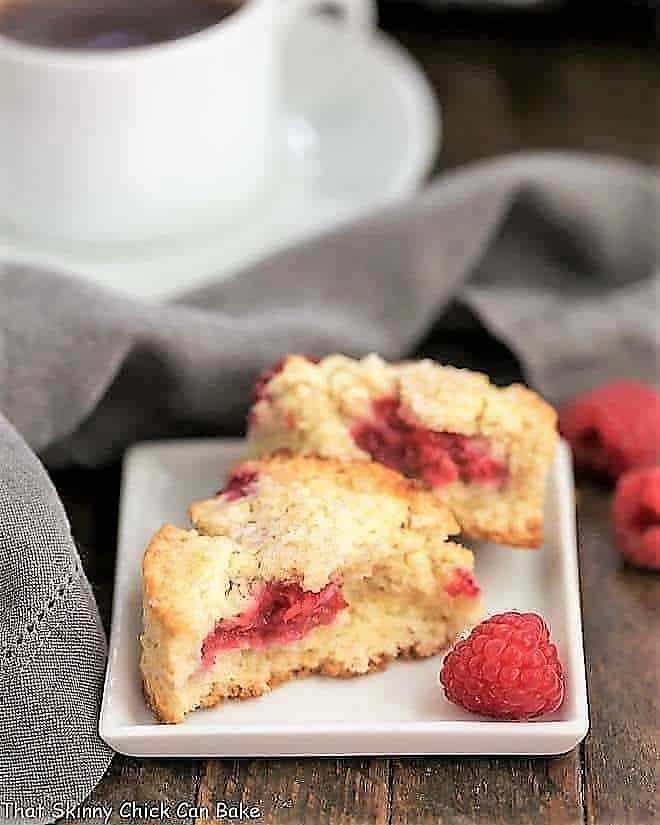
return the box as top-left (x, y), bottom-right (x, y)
top-left (0, 20), bottom-right (439, 301)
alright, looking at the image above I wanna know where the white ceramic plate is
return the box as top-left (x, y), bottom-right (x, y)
top-left (100, 439), bottom-right (589, 756)
top-left (0, 19), bottom-right (439, 301)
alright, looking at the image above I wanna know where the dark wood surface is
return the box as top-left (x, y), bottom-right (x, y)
top-left (53, 18), bottom-right (659, 825)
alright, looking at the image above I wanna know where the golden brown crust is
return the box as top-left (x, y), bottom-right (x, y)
top-left (142, 524), bottom-right (186, 636)
top-left (462, 518), bottom-right (543, 549)
top-left (142, 524), bottom-right (234, 637)
top-left (143, 638), bottom-right (453, 723)
top-left (142, 676), bottom-right (184, 725)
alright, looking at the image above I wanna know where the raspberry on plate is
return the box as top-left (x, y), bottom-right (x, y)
top-left (559, 380), bottom-right (660, 481)
top-left (611, 466), bottom-right (660, 571)
top-left (439, 612), bottom-right (565, 720)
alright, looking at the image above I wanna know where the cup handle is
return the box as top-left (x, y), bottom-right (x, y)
top-left (283, 0), bottom-right (377, 39)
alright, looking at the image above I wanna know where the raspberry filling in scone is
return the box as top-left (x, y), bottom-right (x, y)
top-left (351, 398), bottom-right (508, 489)
top-left (246, 354), bottom-right (558, 548)
top-left (141, 455), bottom-right (483, 723)
top-left (217, 467), bottom-right (259, 501)
top-left (444, 568), bottom-right (481, 598)
top-left (201, 579), bottom-right (347, 665)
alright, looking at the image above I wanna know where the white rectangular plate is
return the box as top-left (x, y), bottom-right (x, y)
top-left (101, 438), bottom-right (588, 757)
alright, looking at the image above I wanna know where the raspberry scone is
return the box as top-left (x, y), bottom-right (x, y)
top-left (247, 354), bottom-right (558, 547)
top-left (141, 455), bottom-right (482, 723)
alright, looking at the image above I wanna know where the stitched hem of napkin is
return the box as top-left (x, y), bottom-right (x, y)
top-left (0, 559), bottom-right (81, 670)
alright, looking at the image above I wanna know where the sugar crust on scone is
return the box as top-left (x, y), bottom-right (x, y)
top-left (141, 455), bottom-right (482, 723)
top-left (247, 354), bottom-right (558, 548)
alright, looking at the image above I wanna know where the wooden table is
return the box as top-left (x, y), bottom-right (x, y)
top-left (53, 17), bottom-right (659, 825)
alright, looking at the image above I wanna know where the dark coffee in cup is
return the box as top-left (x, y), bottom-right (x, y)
top-left (0, 0), bottom-right (245, 49)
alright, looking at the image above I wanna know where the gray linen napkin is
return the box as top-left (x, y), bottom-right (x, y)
top-left (0, 153), bottom-right (658, 822)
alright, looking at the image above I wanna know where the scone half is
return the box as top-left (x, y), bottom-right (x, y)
top-left (141, 456), bottom-right (483, 723)
top-left (247, 354), bottom-right (558, 547)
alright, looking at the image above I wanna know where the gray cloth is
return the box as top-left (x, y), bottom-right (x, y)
top-left (0, 152), bottom-right (658, 821)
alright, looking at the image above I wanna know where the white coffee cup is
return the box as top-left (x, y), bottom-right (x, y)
top-left (0, 0), bottom-right (375, 244)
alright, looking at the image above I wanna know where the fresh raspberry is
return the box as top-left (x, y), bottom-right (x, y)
top-left (439, 612), bottom-right (565, 720)
top-left (559, 380), bottom-right (660, 481)
top-left (611, 466), bottom-right (660, 571)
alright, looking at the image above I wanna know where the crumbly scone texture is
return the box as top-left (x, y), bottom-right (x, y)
top-left (141, 455), bottom-right (482, 723)
top-left (246, 354), bottom-right (558, 547)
